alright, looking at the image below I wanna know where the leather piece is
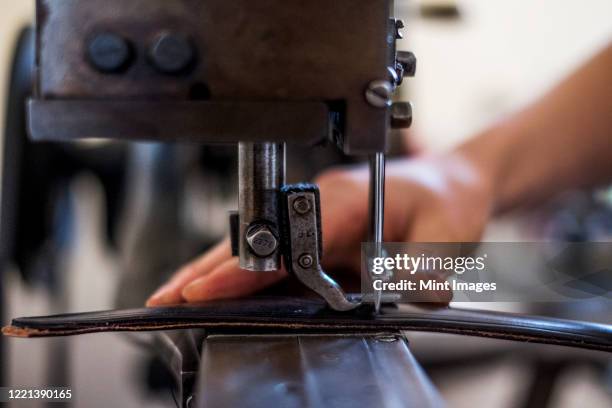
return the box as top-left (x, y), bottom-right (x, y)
top-left (3, 297), bottom-right (611, 352)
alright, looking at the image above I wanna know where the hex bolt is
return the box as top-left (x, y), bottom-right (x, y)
top-left (292, 197), bottom-right (311, 215)
top-left (298, 254), bottom-right (314, 269)
top-left (87, 32), bottom-right (132, 73)
top-left (391, 102), bottom-right (413, 129)
top-left (396, 51), bottom-right (417, 77)
top-left (245, 225), bottom-right (278, 258)
top-left (150, 32), bottom-right (195, 74)
top-left (365, 80), bottom-right (393, 108)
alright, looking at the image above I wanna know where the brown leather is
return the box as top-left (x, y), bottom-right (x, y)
top-left (3, 297), bottom-right (611, 352)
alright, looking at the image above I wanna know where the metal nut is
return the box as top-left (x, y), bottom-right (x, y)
top-left (365, 80), bottom-right (393, 108)
top-left (391, 102), bottom-right (413, 129)
top-left (246, 225), bottom-right (278, 257)
top-left (298, 254), bottom-right (314, 269)
top-left (396, 51), bottom-right (417, 77)
top-left (292, 196), bottom-right (311, 215)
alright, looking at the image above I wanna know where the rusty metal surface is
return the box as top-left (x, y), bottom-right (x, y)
top-left (197, 333), bottom-right (444, 408)
top-left (33, 0), bottom-right (396, 154)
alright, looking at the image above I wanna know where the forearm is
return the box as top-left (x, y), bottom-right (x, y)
top-left (458, 43), bottom-right (612, 214)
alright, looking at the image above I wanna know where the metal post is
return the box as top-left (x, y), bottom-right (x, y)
top-left (238, 142), bottom-right (284, 271)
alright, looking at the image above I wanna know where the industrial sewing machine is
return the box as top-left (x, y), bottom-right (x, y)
top-left (28, 0), bottom-right (414, 312)
top-left (3, 1), bottom-right (611, 407)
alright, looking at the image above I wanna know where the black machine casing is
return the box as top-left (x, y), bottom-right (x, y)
top-left (29, 0), bottom-right (402, 154)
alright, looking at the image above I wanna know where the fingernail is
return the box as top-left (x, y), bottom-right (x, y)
top-left (145, 297), bottom-right (159, 307)
top-left (146, 285), bottom-right (172, 306)
top-left (145, 294), bottom-right (163, 307)
top-left (181, 277), bottom-right (211, 302)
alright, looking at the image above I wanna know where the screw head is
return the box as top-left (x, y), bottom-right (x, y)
top-left (365, 80), bottom-right (393, 108)
top-left (87, 32), bottom-right (132, 73)
top-left (150, 32), bottom-right (195, 74)
top-left (298, 254), bottom-right (314, 269)
top-left (246, 225), bottom-right (278, 257)
top-left (292, 197), bottom-right (311, 215)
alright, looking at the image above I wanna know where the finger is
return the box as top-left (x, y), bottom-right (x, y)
top-left (315, 169), bottom-right (369, 271)
top-left (181, 258), bottom-right (287, 302)
top-left (146, 238), bottom-right (232, 306)
top-left (402, 224), bottom-right (457, 305)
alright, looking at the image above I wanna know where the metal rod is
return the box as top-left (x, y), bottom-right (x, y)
top-left (369, 153), bottom-right (386, 313)
top-left (238, 142), bottom-right (284, 271)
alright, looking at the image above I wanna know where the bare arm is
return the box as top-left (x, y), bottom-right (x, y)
top-left (461, 43), bottom-right (612, 214)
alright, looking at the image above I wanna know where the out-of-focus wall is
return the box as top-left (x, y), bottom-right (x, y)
top-left (400, 0), bottom-right (612, 151)
top-left (0, 1), bottom-right (34, 121)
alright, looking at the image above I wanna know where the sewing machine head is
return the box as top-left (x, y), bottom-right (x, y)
top-left (28, 0), bottom-right (414, 311)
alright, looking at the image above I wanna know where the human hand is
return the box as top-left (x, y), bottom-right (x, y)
top-left (146, 152), bottom-right (493, 307)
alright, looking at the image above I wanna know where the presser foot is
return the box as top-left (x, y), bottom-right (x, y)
top-left (280, 184), bottom-right (362, 312)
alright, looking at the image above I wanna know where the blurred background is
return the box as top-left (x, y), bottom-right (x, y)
top-left (0, 0), bottom-right (611, 407)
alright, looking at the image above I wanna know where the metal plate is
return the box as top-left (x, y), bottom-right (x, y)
top-left (28, 100), bottom-right (330, 144)
top-left (197, 333), bottom-right (443, 408)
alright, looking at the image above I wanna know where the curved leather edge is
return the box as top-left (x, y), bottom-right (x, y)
top-left (3, 297), bottom-right (611, 352)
